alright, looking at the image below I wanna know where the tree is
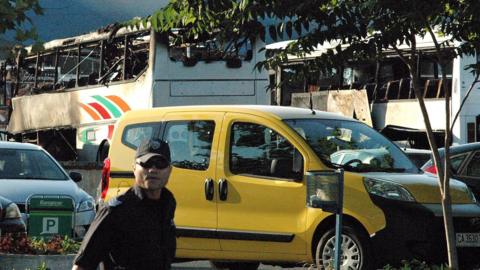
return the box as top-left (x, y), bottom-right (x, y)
top-left (141, 0), bottom-right (480, 269)
top-left (0, 0), bottom-right (43, 50)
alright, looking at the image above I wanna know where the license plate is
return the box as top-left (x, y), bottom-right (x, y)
top-left (456, 233), bottom-right (480, 247)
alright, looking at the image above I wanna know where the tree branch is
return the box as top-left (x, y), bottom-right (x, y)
top-left (451, 73), bottom-right (480, 130)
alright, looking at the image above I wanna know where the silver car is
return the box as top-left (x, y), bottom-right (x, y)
top-left (0, 141), bottom-right (95, 238)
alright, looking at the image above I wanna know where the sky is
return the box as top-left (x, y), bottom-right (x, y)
top-left (31, 0), bottom-right (168, 41)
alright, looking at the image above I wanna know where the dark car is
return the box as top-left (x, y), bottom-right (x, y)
top-left (403, 148), bottom-right (432, 168)
top-left (421, 142), bottom-right (480, 199)
top-left (0, 195), bottom-right (26, 235)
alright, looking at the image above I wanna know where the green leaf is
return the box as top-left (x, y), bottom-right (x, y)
top-left (142, 18), bottom-right (148, 29)
top-left (294, 21), bottom-right (302, 36)
top-left (151, 12), bottom-right (159, 31)
top-left (277, 23), bottom-right (284, 39)
top-left (259, 26), bottom-right (266, 42)
top-left (286, 21), bottom-right (293, 38)
top-left (269, 25), bottom-right (277, 41)
top-left (302, 21), bottom-right (309, 32)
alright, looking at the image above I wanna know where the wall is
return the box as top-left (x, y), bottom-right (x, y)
top-left (62, 162), bottom-right (102, 200)
top-left (371, 99), bottom-right (446, 131)
top-left (0, 254), bottom-right (76, 270)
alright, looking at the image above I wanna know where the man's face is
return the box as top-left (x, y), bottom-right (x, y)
top-left (133, 156), bottom-right (172, 191)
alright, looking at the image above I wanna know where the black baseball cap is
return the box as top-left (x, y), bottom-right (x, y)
top-left (135, 139), bottom-right (171, 163)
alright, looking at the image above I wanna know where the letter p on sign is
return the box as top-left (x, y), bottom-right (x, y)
top-left (41, 217), bottom-right (59, 234)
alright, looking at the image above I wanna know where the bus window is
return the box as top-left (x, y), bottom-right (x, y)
top-left (168, 35), bottom-right (253, 65)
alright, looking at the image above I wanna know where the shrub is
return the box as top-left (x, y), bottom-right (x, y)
top-left (383, 259), bottom-right (450, 270)
top-left (0, 233), bottom-right (80, 255)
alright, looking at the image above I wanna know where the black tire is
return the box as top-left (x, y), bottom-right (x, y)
top-left (210, 261), bottom-right (260, 270)
top-left (315, 225), bottom-right (371, 270)
top-left (96, 140), bottom-right (110, 164)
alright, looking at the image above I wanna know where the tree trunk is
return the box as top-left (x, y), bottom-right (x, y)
top-left (440, 60), bottom-right (458, 269)
top-left (408, 61), bottom-right (458, 269)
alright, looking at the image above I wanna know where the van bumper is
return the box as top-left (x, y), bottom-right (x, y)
top-left (369, 195), bottom-right (480, 268)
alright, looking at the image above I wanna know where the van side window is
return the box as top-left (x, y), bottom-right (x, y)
top-left (230, 122), bottom-right (303, 180)
top-left (122, 123), bottom-right (160, 149)
top-left (164, 120), bottom-right (215, 171)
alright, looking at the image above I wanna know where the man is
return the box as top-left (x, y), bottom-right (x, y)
top-left (72, 139), bottom-right (176, 270)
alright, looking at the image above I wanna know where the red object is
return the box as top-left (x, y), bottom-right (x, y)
top-left (101, 157), bottom-right (111, 200)
top-left (107, 125), bottom-right (114, 139)
top-left (424, 164), bottom-right (437, 174)
top-left (89, 102), bottom-right (111, 119)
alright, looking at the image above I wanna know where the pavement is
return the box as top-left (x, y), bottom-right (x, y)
top-left (171, 260), bottom-right (312, 270)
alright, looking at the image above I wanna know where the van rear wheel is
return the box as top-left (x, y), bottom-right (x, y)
top-left (315, 226), bottom-right (370, 270)
top-left (210, 261), bottom-right (259, 270)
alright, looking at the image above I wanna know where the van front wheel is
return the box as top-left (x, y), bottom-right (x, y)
top-left (210, 261), bottom-right (259, 270)
top-left (315, 226), bottom-right (370, 270)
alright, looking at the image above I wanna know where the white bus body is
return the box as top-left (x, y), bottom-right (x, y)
top-left (269, 37), bottom-right (479, 147)
top-left (5, 26), bottom-right (269, 162)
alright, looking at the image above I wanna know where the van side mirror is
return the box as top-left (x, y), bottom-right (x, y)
top-left (69, 171), bottom-right (82, 182)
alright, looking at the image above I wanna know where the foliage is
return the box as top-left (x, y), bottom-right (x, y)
top-left (36, 261), bottom-right (49, 270)
top-left (134, 0), bottom-right (480, 76)
top-left (0, 0), bottom-right (43, 45)
top-left (383, 259), bottom-right (450, 270)
top-left (30, 235), bottom-right (81, 255)
top-left (0, 232), bottom-right (34, 254)
top-left (0, 233), bottom-right (80, 255)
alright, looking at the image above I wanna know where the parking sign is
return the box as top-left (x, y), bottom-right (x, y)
top-left (27, 195), bottom-right (74, 238)
top-left (42, 217), bottom-right (59, 234)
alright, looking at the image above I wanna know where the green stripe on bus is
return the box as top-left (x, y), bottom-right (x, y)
top-left (92, 95), bottom-right (122, 118)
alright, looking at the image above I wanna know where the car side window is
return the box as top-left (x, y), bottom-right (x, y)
top-left (122, 123), bottom-right (160, 149)
top-left (451, 153), bottom-right (467, 174)
top-left (229, 122), bottom-right (303, 180)
top-left (465, 152), bottom-right (480, 177)
top-left (163, 120), bottom-right (215, 171)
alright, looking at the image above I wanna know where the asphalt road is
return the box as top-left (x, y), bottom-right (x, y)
top-left (171, 261), bottom-right (312, 270)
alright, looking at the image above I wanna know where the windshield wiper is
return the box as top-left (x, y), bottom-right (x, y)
top-left (346, 166), bottom-right (407, 173)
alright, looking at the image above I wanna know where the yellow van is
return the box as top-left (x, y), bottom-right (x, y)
top-left (101, 105), bottom-right (480, 269)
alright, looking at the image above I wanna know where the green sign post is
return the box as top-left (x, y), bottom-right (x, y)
top-left (27, 195), bottom-right (75, 238)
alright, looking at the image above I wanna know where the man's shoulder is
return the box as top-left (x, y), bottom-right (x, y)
top-left (107, 197), bottom-right (124, 208)
top-left (105, 188), bottom-right (136, 208)
top-left (163, 188), bottom-right (176, 204)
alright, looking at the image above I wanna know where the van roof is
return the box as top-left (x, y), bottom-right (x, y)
top-left (123, 105), bottom-right (356, 121)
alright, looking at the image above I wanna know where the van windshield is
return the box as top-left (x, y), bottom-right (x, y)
top-left (284, 119), bottom-right (418, 173)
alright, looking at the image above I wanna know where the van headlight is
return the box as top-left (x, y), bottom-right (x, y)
top-left (364, 177), bottom-right (415, 202)
top-left (77, 198), bottom-right (95, 212)
top-left (5, 203), bottom-right (22, 219)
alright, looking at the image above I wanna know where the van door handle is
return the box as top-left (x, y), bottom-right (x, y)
top-left (218, 179), bottom-right (228, 201)
top-left (204, 178), bottom-right (214, 201)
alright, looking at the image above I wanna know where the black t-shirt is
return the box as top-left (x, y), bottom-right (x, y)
top-left (73, 185), bottom-right (176, 270)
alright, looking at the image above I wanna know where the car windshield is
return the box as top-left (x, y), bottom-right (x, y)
top-left (284, 119), bottom-right (418, 173)
top-left (0, 149), bottom-right (68, 180)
